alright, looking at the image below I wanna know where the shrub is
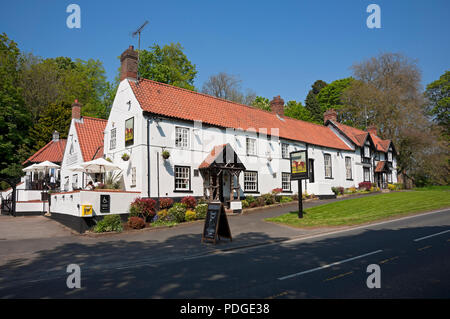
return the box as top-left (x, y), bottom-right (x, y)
top-left (280, 196), bottom-right (292, 203)
top-left (245, 195), bottom-right (256, 204)
top-left (159, 198), bottom-right (174, 209)
top-left (128, 216), bottom-right (145, 229)
top-left (195, 203), bottom-right (208, 219)
top-left (94, 215), bottom-right (123, 233)
top-left (181, 196), bottom-right (197, 209)
top-left (358, 182), bottom-right (372, 191)
top-left (262, 193), bottom-right (275, 205)
top-left (241, 199), bottom-right (249, 209)
top-left (394, 183), bottom-right (404, 190)
top-left (388, 184), bottom-right (396, 191)
top-left (348, 186), bottom-right (357, 193)
top-left (331, 187), bottom-right (339, 196)
top-left (197, 197), bottom-right (208, 205)
top-left (156, 209), bottom-right (169, 222)
top-left (256, 196), bottom-right (266, 207)
top-left (185, 210), bottom-right (196, 222)
top-left (249, 201), bottom-right (258, 208)
top-left (129, 198), bottom-right (157, 220)
top-left (168, 203), bottom-right (187, 223)
top-left (292, 193), bottom-right (299, 201)
top-left (272, 188), bottom-right (282, 195)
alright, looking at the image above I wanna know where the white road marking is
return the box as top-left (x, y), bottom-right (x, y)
top-left (277, 249), bottom-right (383, 281)
top-left (413, 229), bottom-right (450, 242)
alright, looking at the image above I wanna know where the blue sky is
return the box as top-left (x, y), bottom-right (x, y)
top-left (1, 0), bottom-right (449, 102)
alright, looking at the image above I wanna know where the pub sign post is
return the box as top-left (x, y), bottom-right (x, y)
top-left (290, 149), bottom-right (309, 218)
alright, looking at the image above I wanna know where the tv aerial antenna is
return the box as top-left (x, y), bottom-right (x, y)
top-left (131, 20), bottom-right (149, 81)
top-left (132, 20), bottom-right (149, 52)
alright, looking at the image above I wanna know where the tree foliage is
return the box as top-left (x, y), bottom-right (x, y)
top-left (317, 77), bottom-right (353, 119)
top-left (138, 43), bottom-right (197, 91)
top-left (251, 96), bottom-right (271, 111)
top-left (425, 70), bottom-right (449, 137)
top-left (284, 100), bottom-right (314, 122)
top-left (305, 80), bottom-right (327, 123)
top-left (0, 33), bottom-right (31, 180)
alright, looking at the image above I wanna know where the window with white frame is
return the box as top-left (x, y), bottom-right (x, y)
top-left (364, 146), bottom-right (370, 158)
top-left (324, 154), bottom-right (332, 178)
top-left (281, 143), bottom-right (289, 159)
top-left (246, 137), bottom-right (257, 156)
top-left (282, 172), bottom-right (291, 191)
top-left (345, 157), bottom-right (352, 180)
top-left (72, 174), bottom-right (78, 189)
top-left (110, 128), bottom-right (116, 150)
top-left (131, 167), bottom-right (136, 187)
top-left (174, 166), bottom-right (190, 191)
top-left (364, 167), bottom-right (371, 182)
top-left (244, 171), bottom-right (258, 192)
top-left (175, 127), bottom-right (189, 149)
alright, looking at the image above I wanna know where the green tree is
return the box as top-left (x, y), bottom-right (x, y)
top-left (284, 100), bottom-right (314, 122)
top-left (0, 33), bottom-right (31, 181)
top-left (28, 102), bottom-right (72, 152)
top-left (425, 70), bottom-right (449, 137)
top-left (251, 96), bottom-right (271, 111)
top-left (305, 80), bottom-right (327, 123)
top-left (317, 77), bottom-right (354, 117)
top-left (138, 43), bottom-right (197, 91)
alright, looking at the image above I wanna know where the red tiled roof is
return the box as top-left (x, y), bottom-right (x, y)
top-left (130, 79), bottom-right (352, 151)
top-left (333, 122), bottom-right (391, 152)
top-left (375, 161), bottom-right (387, 173)
top-left (23, 140), bottom-right (67, 165)
top-left (74, 117), bottom-right (107, 162)
top-left (199, 144), bottom-right (227, 169)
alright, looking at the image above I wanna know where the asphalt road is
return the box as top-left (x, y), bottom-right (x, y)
top-left (0, 209), bottom-right (449, 298)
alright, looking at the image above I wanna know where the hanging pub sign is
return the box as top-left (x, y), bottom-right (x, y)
top-left (202, 202), bottom-right (232, 244)
top-left (125, 117), bottom-right (134, 146)
top-left (290, 150), bottom-right (309, 180)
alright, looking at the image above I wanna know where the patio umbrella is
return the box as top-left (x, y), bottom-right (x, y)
top-left (33, 161), bottom-right (60, 169)
top-left (22, 163), bottom-right (40, 172)
top-left (79, 158), bottom-right (121, 173)
top-left (68, 165), bottom-right (86, 172)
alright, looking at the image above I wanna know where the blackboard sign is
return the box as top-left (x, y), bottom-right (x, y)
top-left (100, 194), bottom-right (110, 213)
top-left (202, 202), bottom-right (232, 244)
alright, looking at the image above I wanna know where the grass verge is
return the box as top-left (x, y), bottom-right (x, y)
top-left (265, 187), bottom-right (450, 228)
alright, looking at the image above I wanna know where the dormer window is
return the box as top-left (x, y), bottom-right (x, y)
top-left (388, 151), bottom-right (393, 162)
top-left (364, 146), bottom-right (370, 158)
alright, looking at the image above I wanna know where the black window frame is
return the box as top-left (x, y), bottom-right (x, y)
top-left (363, 167), bottom-right (371, 182)
top-left (173, 165), bottom-right (193, 193)
top-left (324, 153), bottom-right (333, 179)
top-left (308, 158), bottom-right (315, 183)
top-left (281, 172), bottom-right (292, 192)
top-left (243, 170), bottom-right (259, 193)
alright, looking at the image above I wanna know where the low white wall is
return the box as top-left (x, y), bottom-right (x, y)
top-left (16, 201), bottom-right (48, 212)
top-left (50, 190), bottom-right (140, 217)
top-left (16, 190), bottom-right (43, 202)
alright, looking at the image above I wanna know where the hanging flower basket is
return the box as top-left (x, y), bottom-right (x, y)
top-left (121, 153), bottom-right (130, 161)
top-left (162, 150), bottom-right (170, 160)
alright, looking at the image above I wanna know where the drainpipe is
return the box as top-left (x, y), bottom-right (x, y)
top-left (147, 118), bottom-right (151, 198)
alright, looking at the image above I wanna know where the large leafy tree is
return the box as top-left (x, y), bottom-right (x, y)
top-left (304, 80), bottom-right (327, 123)
top-left (0, 33), bottom-right (31, 181)
top-left (317, 77), bottom-right (354, 120)
top-left (341, 53), bottom-right (448, 185)
top-left (284, 100), bottom-right (314, 122)
top-left (425, 70), bottom-right (449, 137)
top-left (138, 43), bottom-right (197, 91)
top-left (251, 96), bottom-right (271, 111)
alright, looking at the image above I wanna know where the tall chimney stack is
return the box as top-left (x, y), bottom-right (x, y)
top-left (120, 45), bottom-right (139, 82)
top-left (367, 125), bottom-right (378, 136)
top-left (270, 96), bottom-right (284, 116)
top-left (323, 109), bottom-right (337, 124)
top-left (72, 99), bottom-right (81, 120)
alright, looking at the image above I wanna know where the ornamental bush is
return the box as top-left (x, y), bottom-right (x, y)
top-left (245, 195), bottom-right (256, 204)
top-left (194, 203), bottom-right (208, 219)
top-left (168, 203), bottom-right (187, 223)
top-left (159, 198), bottom-right (174, 209)
top-left (128, 216), bottom-right (145, 229)
top-left (185, 210), bottom-right (196, 222)
top-left (256, 196), bottom-right (266, 207)
top-left (94, 215), bottom-right (123, 233)
top-left (262, 193), bottom-right (275, 205)
top-left (181, 196), bottom-right (197, 209)
top-left (129, 198), bottom-right (157, 220)
top-left (280, 196), bottom-right (292, 203)
top-left (358, 182), bottom-right (372, 191)
top-left (241, 199), bottom-right (249, 209)
top-left (388, 184), bottom-right (396, 191)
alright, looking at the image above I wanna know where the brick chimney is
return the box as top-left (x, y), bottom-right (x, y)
top-left (323, 109), bottom-right (337, 124)
top-left (72, 99), bottom-right (81, 120)
top-left (270, 96), bottom-right (284, 116)
top-left (120, 45), bottom-right (138, 82)
top-left (367, 125), bottom-right (378, 136)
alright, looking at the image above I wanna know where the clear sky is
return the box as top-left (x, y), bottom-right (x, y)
top-left (1, 0), bottom-right (449, 103)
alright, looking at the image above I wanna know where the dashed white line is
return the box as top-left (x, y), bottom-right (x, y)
top-left (413, 229), bottom-right (450, 242)
top-left (277, 249), bottom-right (383, 281)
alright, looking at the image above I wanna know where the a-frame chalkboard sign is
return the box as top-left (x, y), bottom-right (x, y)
top-left (202, 201), bottom-right (232, 244)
